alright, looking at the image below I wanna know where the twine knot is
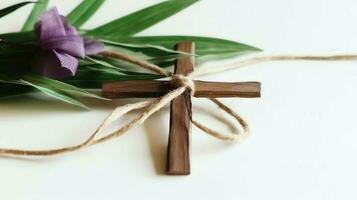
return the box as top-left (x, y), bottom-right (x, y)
top-left (3, 50), bottom-right (357, 156)
top-left (0, 51), bottom-right (250, 156)
top-left (171, 74), bottom-right (195, 95)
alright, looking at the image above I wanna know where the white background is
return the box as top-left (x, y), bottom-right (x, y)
top-left (1, 0), bottom-right (357, 199)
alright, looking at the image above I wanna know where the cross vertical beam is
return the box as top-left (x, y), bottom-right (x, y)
top-left (101, 42), bottom-right (262, 175)
top-left (166, 42), bottom-right (194, 175)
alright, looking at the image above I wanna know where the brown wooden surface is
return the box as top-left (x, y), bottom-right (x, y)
top-left (102, 80), bottom-right (172, 98)
top-left (102, 81), bottom-right (261, 98)
top-left (166, 42), bottom-right (194, 175)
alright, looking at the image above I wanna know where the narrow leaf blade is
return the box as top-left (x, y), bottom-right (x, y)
top-left (66, 63), bottom-right (164, 88)
top-left (0, 31), bottom-right (36, 42)
top-left (86, 0), bottom-right (199, 37)
top-left (67, 0), bottom-right (105, 28)
top-left (22, 0), bottom-right (49, 31)
top-left (111, 36), bottom-right (262, 56)
top-left (21, 74), bottom-right (108, 100)
top-left (21, 79), bottom-right (89, 109)
top-left (0, 82), bottom-right (33, 98)
top-left (0, 1), bottom-right (34, 19)
top-left (101, 39), bottom-right (191, 55)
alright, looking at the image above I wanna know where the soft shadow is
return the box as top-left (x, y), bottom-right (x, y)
top-left (143, 106), bottom-right (170, 175)
top-left (0, 153), bottom-right (70, 164)
top-left (193, 105), bottom-right (238, 133)
top-left (0, 92), bottom-right (146, 114)
top-left (0, 94), bottom-right (83, 113)
top-left (142, 102), bottom-right (240, 174)
top-left (192, 104), bottom-right (243, 156)
top-left (194, 138), bottom-right (240, 157)
top-left (0, 92), bottom-right (241, 168)
top-left (79, 97), bottom-right (142, 110)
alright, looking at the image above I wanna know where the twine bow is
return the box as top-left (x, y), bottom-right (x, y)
top-left (0, 51), bottom-right (249, 156)
top-left (2, 50), bottom-right (357, 156)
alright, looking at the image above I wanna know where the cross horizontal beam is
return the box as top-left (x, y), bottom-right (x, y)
top-left (100, 42), bottom-right (262, 175)
top-left (102, 80), bottom-right (261, 98)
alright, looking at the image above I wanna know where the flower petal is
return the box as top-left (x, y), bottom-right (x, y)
top-left (31, 50), bottom-right (73, 80)
top-left (42, 36), bottom-right (85, 58)
top-left (60, 15), bottom-right (78, 36)
top-left (36, 7), bottom-right (66, 41)
top-left (84, 39), bottom-right (104, 55)
top-left (53, 50), bottom-right (78, 76)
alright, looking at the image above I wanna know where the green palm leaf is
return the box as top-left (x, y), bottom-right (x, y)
top-left (67, 0), bottom-right (105, 28)
top-left (21, 79), bottom-right (89, 109)
top-left (0, 31), bottom-right (36, 42)
top-left (19, 74), bottom-right (110, 109)
top-left (0, 1), bottom-right (34, 19)
top-left (96, 35), bottom-right (261, 65)
top-left (86, 0), bottom-right (199, 37)
top-left (113, 36), bottom-right (261, 56)
top-left (0, 82), bottom-right (33, 98)
top-left (22, 0), bottom-right (49, 31)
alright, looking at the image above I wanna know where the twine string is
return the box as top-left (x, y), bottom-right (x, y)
top-left (192, 54), bottom-right (357, 77)
top-left (1, 51), bottom-right (357, 156)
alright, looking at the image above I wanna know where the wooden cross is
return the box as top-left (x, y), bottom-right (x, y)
top-left (102, 42), bottom-right (261, 175)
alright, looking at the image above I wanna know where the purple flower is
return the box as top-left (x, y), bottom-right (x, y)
top-left (31, 7), bottom-right (103, 79)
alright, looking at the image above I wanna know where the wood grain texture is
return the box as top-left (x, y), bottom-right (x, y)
top-left (102, 81), bottom-right (261, 98)
top-left (194, 81), bottom-right (261, 98)
top-left (166, 42), bottom-right (194, 175)
top-left (102, 80), bottom-right (172, 98)
top-left (100, 42), bottom-right (262, 176)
